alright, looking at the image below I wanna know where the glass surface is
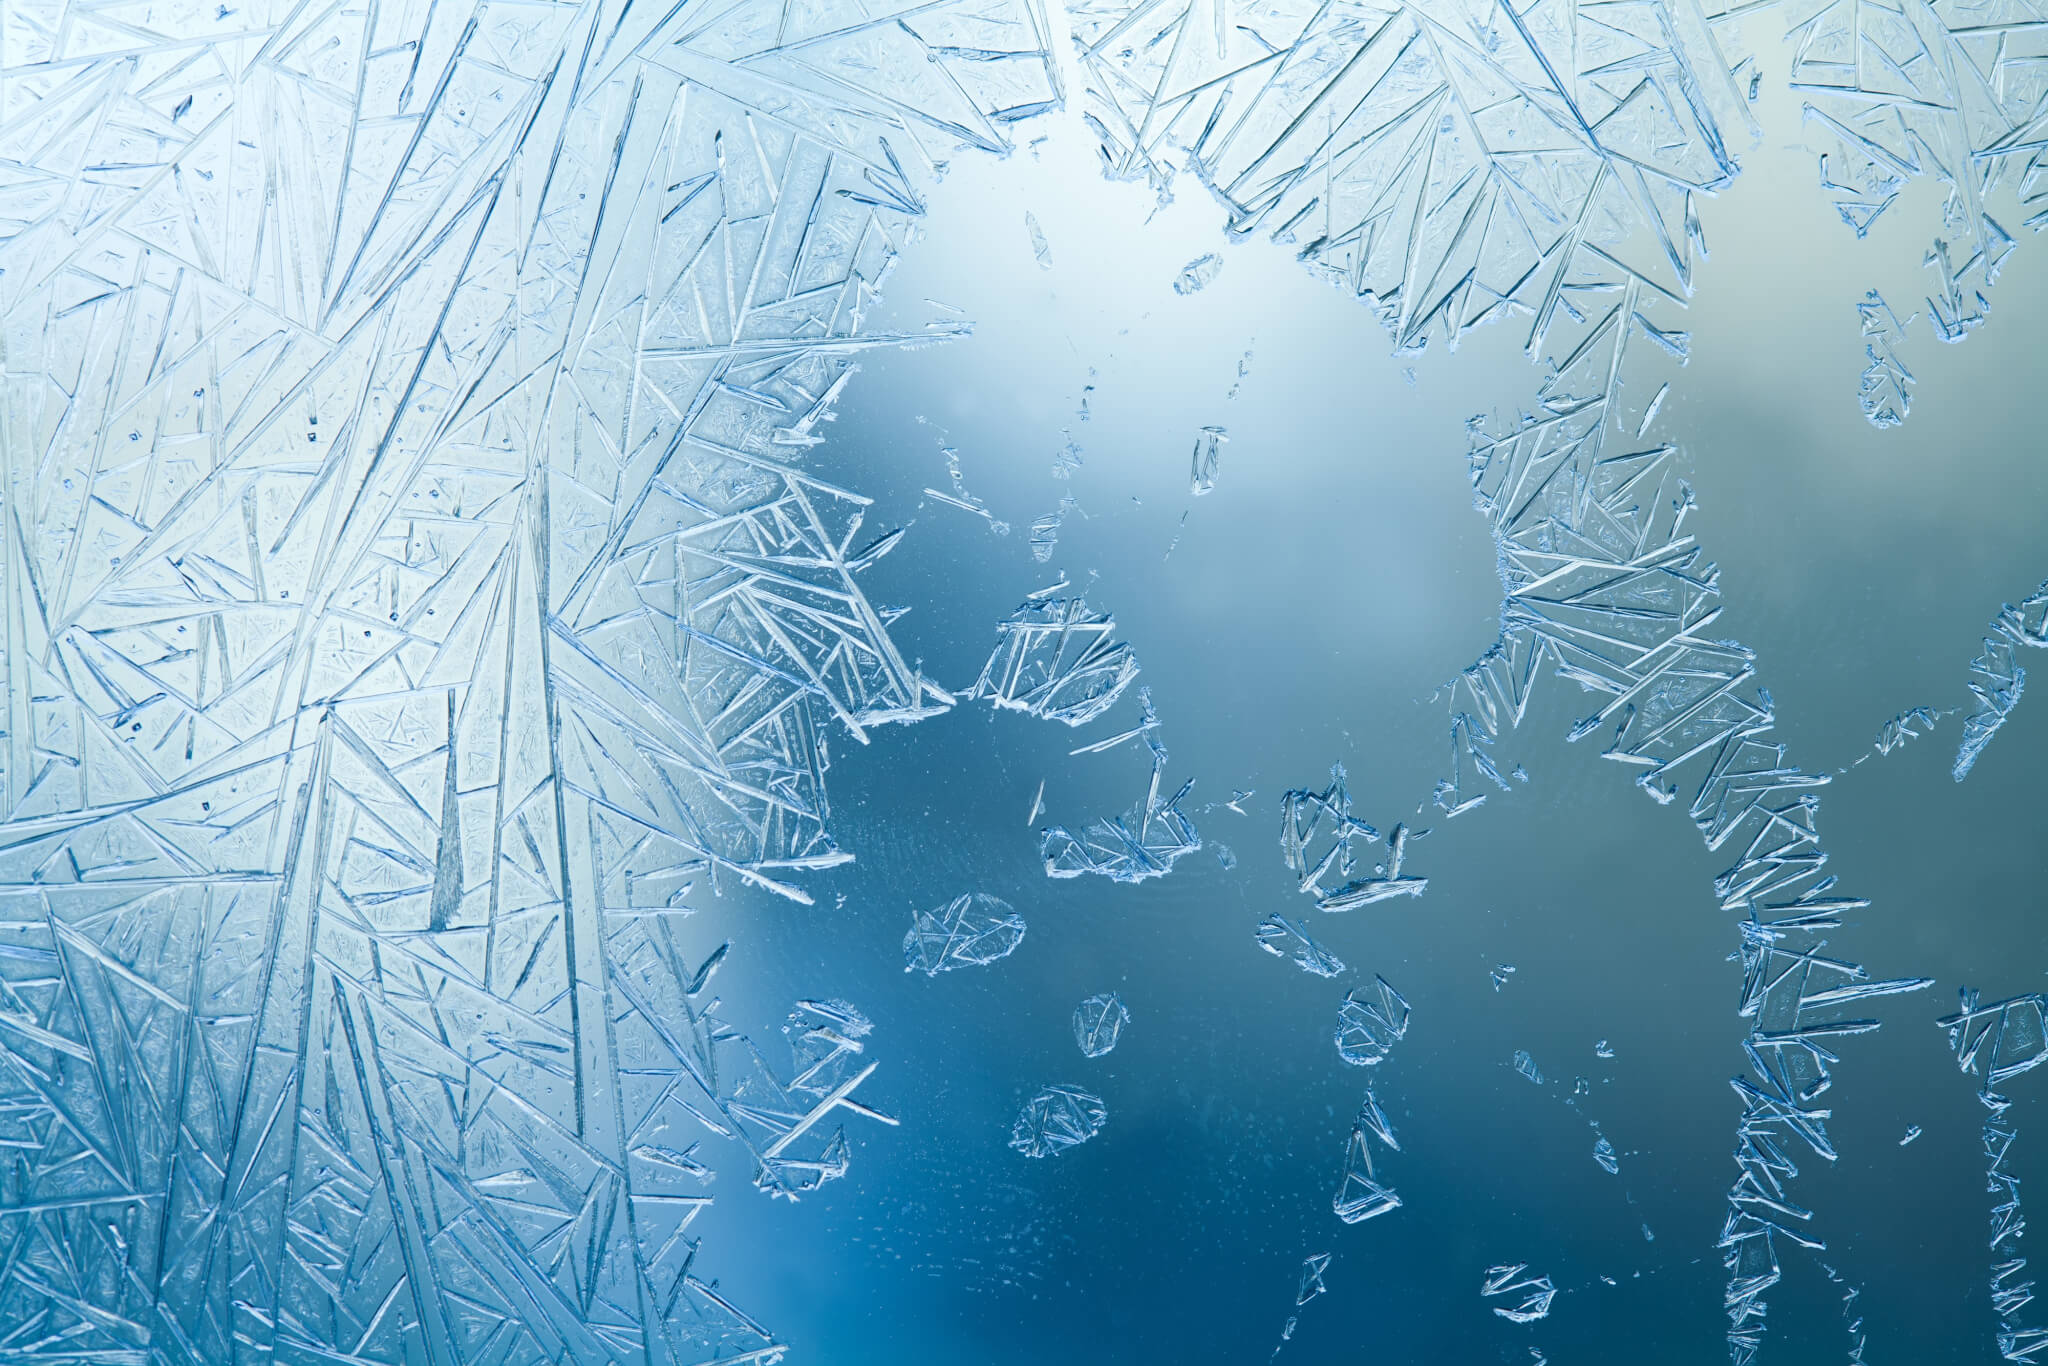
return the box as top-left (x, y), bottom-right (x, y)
top-left (0, 1), bottom-right (2044, 1362)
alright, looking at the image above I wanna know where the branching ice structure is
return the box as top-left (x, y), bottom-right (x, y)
top-left (0, 0), bottom-right (1063, 1352)
top-left (1483, 1264), bottom-right (1558, 1323)
top-left (1954, 579), bottom-right (2048, 781)
top-left (1856, 291), bottom-right (1915, 428)
top-left (1792, 0), bottom-right (2048, 346)
top-left (1939, 990), bottom-right (2048, 1363)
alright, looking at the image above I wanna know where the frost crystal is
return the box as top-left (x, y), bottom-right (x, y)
top-left (1256, 914), bottom-right (1347, 978)
top-left (1939, 990), bottom-right (2048, 1361)
top-left (1333, 1107), bottom-right (1402, 1225)
top-left (905, 893), bottom-right (1029, 975)
top-left (1297, 1252), bottom-right (1333, 1306)
top-left (1074, 993), bottom-right (1133, 1057)
top-left (1280, 768), bottom-right (1427, 909)
top-left (1191, 426), bottom-right (1230, 495)
top-left (1336, 977), bottom-right (1412, 1067)
top-left (1010, 1085), bottom-right (1110, 1158)
top-left (1484, 1265), bottom-right (1558, 1324)
top-left (1173, 253), bottom-right (1225, 295)
top-left (1856, 291), bottom-right (1916, 427)
top-left (1954, 579), bottom-right (2048, 781)
top-left (970, 597), bottom-right (1141, 727)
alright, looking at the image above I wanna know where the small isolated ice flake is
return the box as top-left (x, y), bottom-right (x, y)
top-left (1954, 578), bottom-right (2048, 780)
top-left (1025, 211), bottom-right (1053, 270)
top-left (1642, 1223), bottom-right (1655, 1243)
top-left (1297, 1252), bottom-right (1332, 1305)
top-left (1512, 1050), bottom-right (1544, 1085)
top-left (1052, 432), bottom-right (1085, 478)
top-left (1595, 1040), bottom-right (1615, 1059)
top-left (904, 892), bottom-right (1027, 975)
top-left (1073, 992), bottom-right (1131, 1057)
top-left (1190, 426), bottom-right (1228, 495)
top-left (1215, 843), bottom-right (1238, 870)
top-left (1593, 1136), bottom-right (1619, 1174)
top-left (1901, 1125), bottom-right (1923, 1146)
top-left (1336, 976), bottom-right (1412, 1066)
top-left (1857, 290), bottom-right (1916, 427)
top-left (1257, 914), bottom-right (1346, 978)
top-left (1173, 252), bottom-right (1224, 294)
top-left (1333, 1119), bottom-right (1400, 1224)
top-left (1491, 964), bottom-right (1516, 991)
top-left (1010, 1084), bottom-right (1108, 1158)
top-left (1482, 1265), bottom-right (1557, 1323)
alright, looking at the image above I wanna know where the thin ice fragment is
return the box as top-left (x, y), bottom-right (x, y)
top-left (1257, 915), bottom-right (1347, 978)
top-left (1026, 212), bottom-right (1055, 270)
top-left (1336, 977), bottom-right (1412, 1066)
top-left (1174, 253), bottom-right (1224, 294)
top-left (1333, 1111), bottom-right (1402, 1224)
top-left (904, 893), bottom-right (1028, 975)
top-left (1901, 1126), bottom-right (1922, 1146)
top-left (1483, 1265), bottom-right (1558, 1324)
top-left (1596, 1040), bottom-right (1616, 1059)
top-left (1939, 989), bottom-right (2048, 1360)
top-left (1513, 1051), bottom-right (1545, 1085)
top-left (1954, 579), bottom-right (2048, 781)
top-left (1297, 1253), bottom-right (1332, 1305)
top-left (1074, 993), bottom-right (1132, 1058)
top-left (1010, 1085), bottom-right (1109, 1158)
top-left (1857, 291), bottom-right (1916, 427)
top-left (1191, 426), bottom-right (1229, 495)
top-left (1492, 964), bottom-right (1517, 991)
top-left (1593, 1136), bottom-right (1620, 1174)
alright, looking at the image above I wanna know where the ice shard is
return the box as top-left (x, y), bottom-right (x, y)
top-left (1939, 990), bottom-right (2048, 1362)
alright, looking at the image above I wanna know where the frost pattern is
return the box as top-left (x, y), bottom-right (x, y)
top-left (1940, 990), bottom-right (2048, 1363)
top-left (0, 0), bottom-right (1060, 1354)
top-left (1483, 1264), bottom-right (1558, 1323)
